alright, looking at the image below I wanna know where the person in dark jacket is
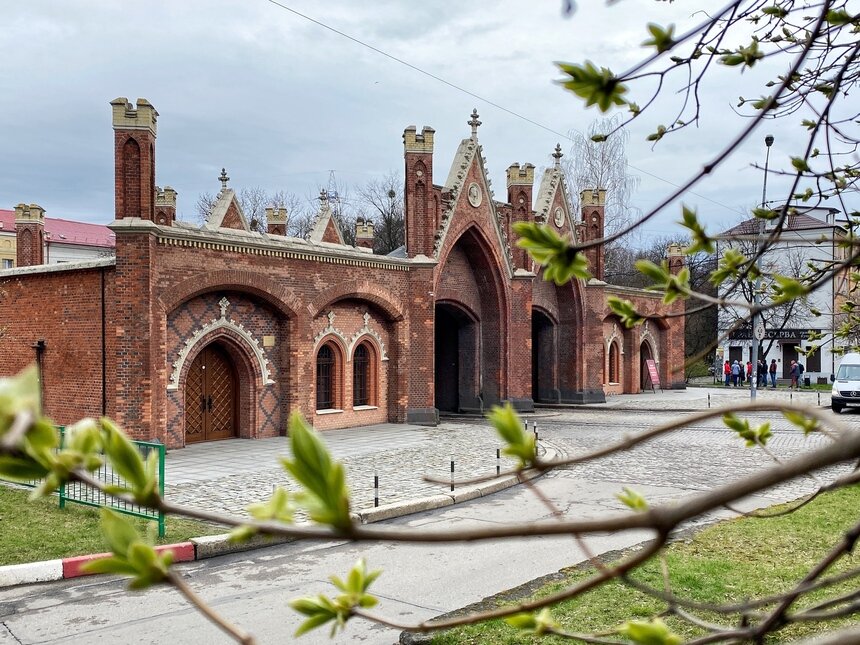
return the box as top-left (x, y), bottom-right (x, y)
top-left (769, 359), bottom-right (778, 388)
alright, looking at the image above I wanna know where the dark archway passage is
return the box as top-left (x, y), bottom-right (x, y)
top-left (434, 303), bottom-right (480, 413)
top-left (532, 310), bottom-right (557, 403)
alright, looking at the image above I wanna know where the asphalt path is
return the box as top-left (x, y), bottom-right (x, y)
top-left (1, 406), bottom-right (855, 645)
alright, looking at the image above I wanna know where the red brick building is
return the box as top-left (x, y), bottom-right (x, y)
top-left (0, 98), bottom-right (685, 448)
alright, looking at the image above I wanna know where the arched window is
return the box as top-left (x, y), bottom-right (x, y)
top-left (316, 343), bottom-right (337, 410)
top-left (609, 342), bottom-right (620, 383)
top-left (353, 342), bottom-right (374, 407)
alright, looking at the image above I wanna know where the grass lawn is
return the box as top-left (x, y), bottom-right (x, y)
top-left (433, 485), bottom-right (860, 644)
top-left (0, 484), bottom-right (219, 566)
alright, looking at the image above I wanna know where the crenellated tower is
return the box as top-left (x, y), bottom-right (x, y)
top-left (14, 203), bottom-right (45, 267)
top-left (111, 97), bottom-right (159, 223)
top-left (403, 126), bottom-right (436, 258)
top-left (155, 186), bottom-right (177, 225)
top-left (506, 162), bottom-right (535, 269)
top-left (579, 188), bottom-right (606, 280)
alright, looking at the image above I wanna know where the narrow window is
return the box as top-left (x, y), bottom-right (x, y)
top-left (316, 344), bottom-right (335, 409)
top-left (354, 343), bottom-right (370, 406)
top-left (609, 342), bottom-right (619, 383)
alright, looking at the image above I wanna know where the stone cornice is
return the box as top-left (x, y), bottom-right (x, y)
top-left (111, 218), bottom-right (412, 272)
top-left (0, 257), bottom-right (115, 277)
top-left (603, 283), bottom-right (663, 299)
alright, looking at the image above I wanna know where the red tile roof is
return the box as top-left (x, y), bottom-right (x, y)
top-left (0, 209), bottom-right (114, 248)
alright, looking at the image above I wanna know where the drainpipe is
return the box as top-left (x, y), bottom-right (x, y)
top-left (101, 266), bottom-right (107, 416)
top-left (32, 339), bottom-right (46, 411)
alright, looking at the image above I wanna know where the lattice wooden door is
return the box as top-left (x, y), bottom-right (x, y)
top-left (184, 344), bottom-right (237, 443)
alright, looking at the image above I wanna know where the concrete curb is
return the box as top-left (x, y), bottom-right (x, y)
top-left (0, 442), bottom-right (561, 589)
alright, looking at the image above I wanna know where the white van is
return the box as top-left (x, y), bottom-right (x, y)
top-left (831, 352), bottom-right (860, 413)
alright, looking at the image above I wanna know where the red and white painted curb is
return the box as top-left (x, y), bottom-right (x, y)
top-left (0, 543), bottom-right (195, 588)
top-left (0, 442), bottom-right (561, 589)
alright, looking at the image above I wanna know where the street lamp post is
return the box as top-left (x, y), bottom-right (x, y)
top-left (750, 134), bottom-right (774, 400)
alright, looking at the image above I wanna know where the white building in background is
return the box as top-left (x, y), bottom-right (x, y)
top-left (0, 208), bottom-right (114, 268)
top-left (716, 205), bottom-right (850, 384)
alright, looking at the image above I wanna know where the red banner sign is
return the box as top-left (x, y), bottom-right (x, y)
top-left (645, 359), bottom-right (660, 391)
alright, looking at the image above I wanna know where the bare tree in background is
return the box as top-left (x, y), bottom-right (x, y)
top-left (359, 172), bottom-right (404, 255)
top-left (564, 115), bottom-right (641, 277)
top-left (195, 188), bottom-right (316, 238)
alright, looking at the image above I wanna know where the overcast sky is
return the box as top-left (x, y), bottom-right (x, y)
top-left (1, 1), bottom-right (842, 241)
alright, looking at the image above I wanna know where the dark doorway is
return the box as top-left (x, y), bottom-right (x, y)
top-left (782, 343), bottom-right (799, 378)
top-left (435, 304), bottom-right (479, 412)
top-left (185, 342), bottom-right (238, 443)
top-left (640, 341), bottom-right (654, 390)
top-left (532, 310), bottom-right (556, 402)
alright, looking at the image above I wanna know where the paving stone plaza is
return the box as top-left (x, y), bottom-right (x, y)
top-left (164, 386), bottom-right (855, 519)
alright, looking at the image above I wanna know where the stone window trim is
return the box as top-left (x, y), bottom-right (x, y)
top-left (316, 339), bottom-right (345, 411)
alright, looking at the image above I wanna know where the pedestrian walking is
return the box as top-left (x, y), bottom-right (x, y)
top-left (789, 360), bottom-right (800, 390)
top-left (746, 361), bottom-right (753, 385)
top-left (769, 359), bottom-right (778, 388)
top-left (724, 360), bottom-right (731, 387)
top-left (731, 360), bottom-right (740, 387)
top-left (757, 359), bottom-right (767, 387)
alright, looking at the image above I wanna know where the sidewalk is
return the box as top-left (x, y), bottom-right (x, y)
top-left (592, 385), bottom-right (828, 412)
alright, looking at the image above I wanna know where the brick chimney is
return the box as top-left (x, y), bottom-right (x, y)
top-left (154, 186), bottom-right (176, 226)
top-left (355, 217), bottom-right (375, 250)
top-left (266, 207), bottom-right (287, 236)
top-left (403, 126), bottom-right (436, 258)
top-left (15, 203), bottom-right (45, 267)
top-left (111, 97), bottom-right (158, 222)
top-left (580, 188), bottom-right (606, 280)
top-left (506, 162), bottom-right (535, 269)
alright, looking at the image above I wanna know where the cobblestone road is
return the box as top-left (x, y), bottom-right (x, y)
top-left (164, 396), bottom-right (860, 521)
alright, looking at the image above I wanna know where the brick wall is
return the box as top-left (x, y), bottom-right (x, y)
top-left (0, 265), bottom-right (112, 424)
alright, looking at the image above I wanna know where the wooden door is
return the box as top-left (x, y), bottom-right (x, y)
top-left (185, 344), bottom-right (237, 443)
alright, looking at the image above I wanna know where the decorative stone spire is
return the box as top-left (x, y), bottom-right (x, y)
top-left (468, 108), bottom-right (481, 139)
top-left (319, 189), bottom-right (329, 205)
top-left (219, 168), bottom-right (230, 191)
top-left (552, 143), bottom-right (563, 168)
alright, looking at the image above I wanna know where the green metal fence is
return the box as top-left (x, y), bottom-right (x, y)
top-left (2, 425), bottom-right (166, 537)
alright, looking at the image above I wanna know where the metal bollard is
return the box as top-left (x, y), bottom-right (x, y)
top-left (533, 421), bottom-right (539, 443)
top-left (708, 393), bottom-right (710, 409)
top-left (496, 448), bottom-right (500, 475)
top-left (374, 473), bottom-right (379, 508)
top-left (818, 392), bottom-right (821, 406)
top-left (450, 457), bottom-right (455, 492)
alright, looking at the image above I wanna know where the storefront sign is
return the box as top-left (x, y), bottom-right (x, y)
top-left (728, 327), bottom-right (813, 341)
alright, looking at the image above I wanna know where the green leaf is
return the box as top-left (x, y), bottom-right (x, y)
top-left (642, 23), bottom-right (676, 53)
top-left (487, 404), bottom-right (536, 468)
top-left (607, 297), bottom-right (645, 328)
top-left (512, 222), bottom-right (592, 284)
top-left (825, 9), bottom-right (854, 26)
top-left (0, 456), bottom-right (50, 482)
top-left (247, 486), bottom-right (294, 523)
top-left (280, 414), bottom-right (351, 530)
top-left (80, 555), bottom-right (139, 577)
top-left (556, 61), bottom-right (628, 112)
top-left (615, 618), bottom-right (682, 645)
top-left (505, 608), bottom-right (558, 635)
top-left (723, 414), bottom-right (771, 447)
top-left (679, 206), bottom-right (714, 254)
top-left (791, 157), bottom-right (810, 172)
top-left (100, 508), bottom-right (143, 557)
top-left (783, 411), bottom-right (820, 436)
top-left (289, 559), bottom-right (381, 637)
top-left (100, 418), bottom-right (147, 492)
top-left (616, 487), bottom-right (649, 512)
